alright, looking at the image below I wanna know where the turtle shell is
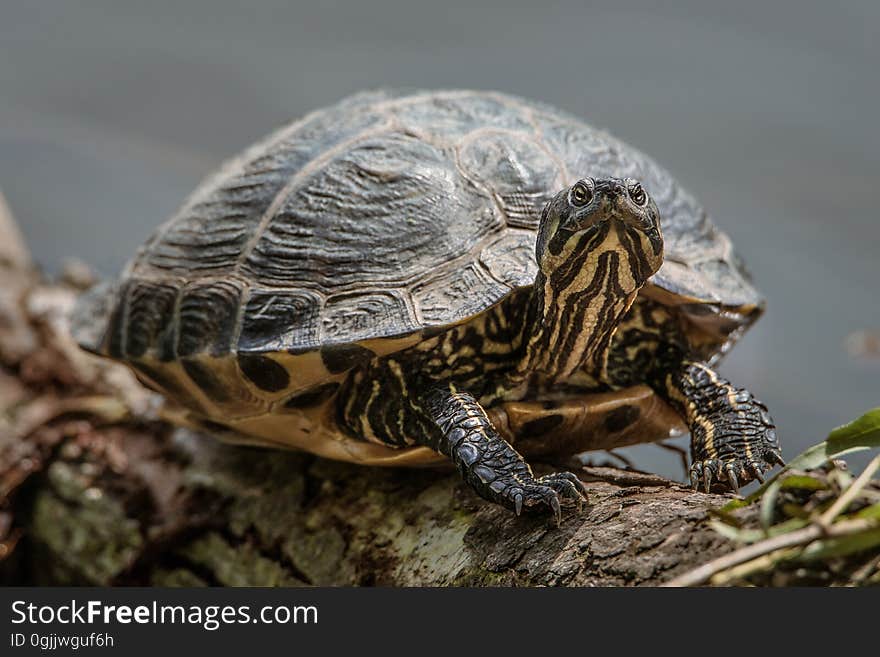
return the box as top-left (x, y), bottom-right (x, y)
top-left (75, 90), bottom-right (762, 448)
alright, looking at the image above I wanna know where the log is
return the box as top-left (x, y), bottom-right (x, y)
top-left (14, 429), bottom-right (741, 586)
top-left (0, 196), bottom-right (777, 586)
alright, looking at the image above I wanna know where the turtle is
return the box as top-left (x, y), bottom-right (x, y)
top-left (72, 89), bottom-right (783, 518)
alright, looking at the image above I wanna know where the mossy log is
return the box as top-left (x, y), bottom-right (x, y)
top-left (13, 428), bottom-right (740, 586)
top-left (0, 194), bottom-right (746, 586)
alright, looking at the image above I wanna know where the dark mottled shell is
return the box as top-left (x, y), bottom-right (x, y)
top-left (84, 90), bottom-right (763, 367)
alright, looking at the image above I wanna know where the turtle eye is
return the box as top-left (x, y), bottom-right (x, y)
top-left (569, 181), bottom-right (593, 207)
top-left (628, 182), bottom-right (647, 206)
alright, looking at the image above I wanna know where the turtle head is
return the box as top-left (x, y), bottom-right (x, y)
top-left (521, 178), bottom-right (665, 383)
top-left (535, 177), bottom-right (664, 284)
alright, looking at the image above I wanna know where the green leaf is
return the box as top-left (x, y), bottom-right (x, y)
top-left (706, 506), bottom-right (743, 527)
top-left (798, 527), bottom-right (880, 561)
top-left (760, 478), bottom-right (783, 529)
top-left (828, 407), bottom-right (880, 449)
top-left (722, 497), bottom-right (750, 511)
top-left (708, 517), bottom-right (808, 544)
top-left (779, 475), bottom-right (828, 491)
top-left (854, 503), bottom-right (880, 521)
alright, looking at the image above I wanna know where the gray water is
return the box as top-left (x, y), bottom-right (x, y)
top-left (1, 1), bottom-right (877, 480)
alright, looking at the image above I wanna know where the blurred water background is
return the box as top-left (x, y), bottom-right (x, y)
top-left (1, 0), bottom-right (877, 480)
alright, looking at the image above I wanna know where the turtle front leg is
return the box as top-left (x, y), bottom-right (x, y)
top-left (421, 384), bottom-right (587, 520)
top-left (660, 361), bottom-right (784, 492)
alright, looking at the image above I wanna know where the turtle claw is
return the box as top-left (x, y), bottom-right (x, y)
top-left (549, 494), bottom-right (562, 526)
top-left (485, 471), bottom-right (587, 521)
top-left (689, 461), bottom-right (703, 490)
top-left (703, 466), bottom-right (713, 493)
top-left (535, 471), bottom-right (587, 523)
top-left (747, 462), bottom-right (765, 483)
top-left (724, 464), bottom-right (740, 494)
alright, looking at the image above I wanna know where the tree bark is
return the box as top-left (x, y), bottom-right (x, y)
top-left (0, 195), bottom-right (749, 587)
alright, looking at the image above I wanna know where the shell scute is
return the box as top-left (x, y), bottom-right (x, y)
top-left (457, 129), bottom-right (563, 230)
top-left (479, 231), bottom-right (539, 291)
top-left (321, 290), bottom-right (416, 346)
top-left (236, 289), bottom-right (322, 354)
top-left (123, 280), bottom-right (179, 360)
top-left (177, 281), bottom-right (242, 357)
top-left (412, 262), bottom-right (509, 325)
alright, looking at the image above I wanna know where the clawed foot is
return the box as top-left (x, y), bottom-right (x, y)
top-left (661, 362), bottom-right (785, 495)
top-left (490, 470), bottom-right (587, 523)
top-left (683, 380), bottom-right (785, 494)
top-left (425, 384), bottom-right (588, 520)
